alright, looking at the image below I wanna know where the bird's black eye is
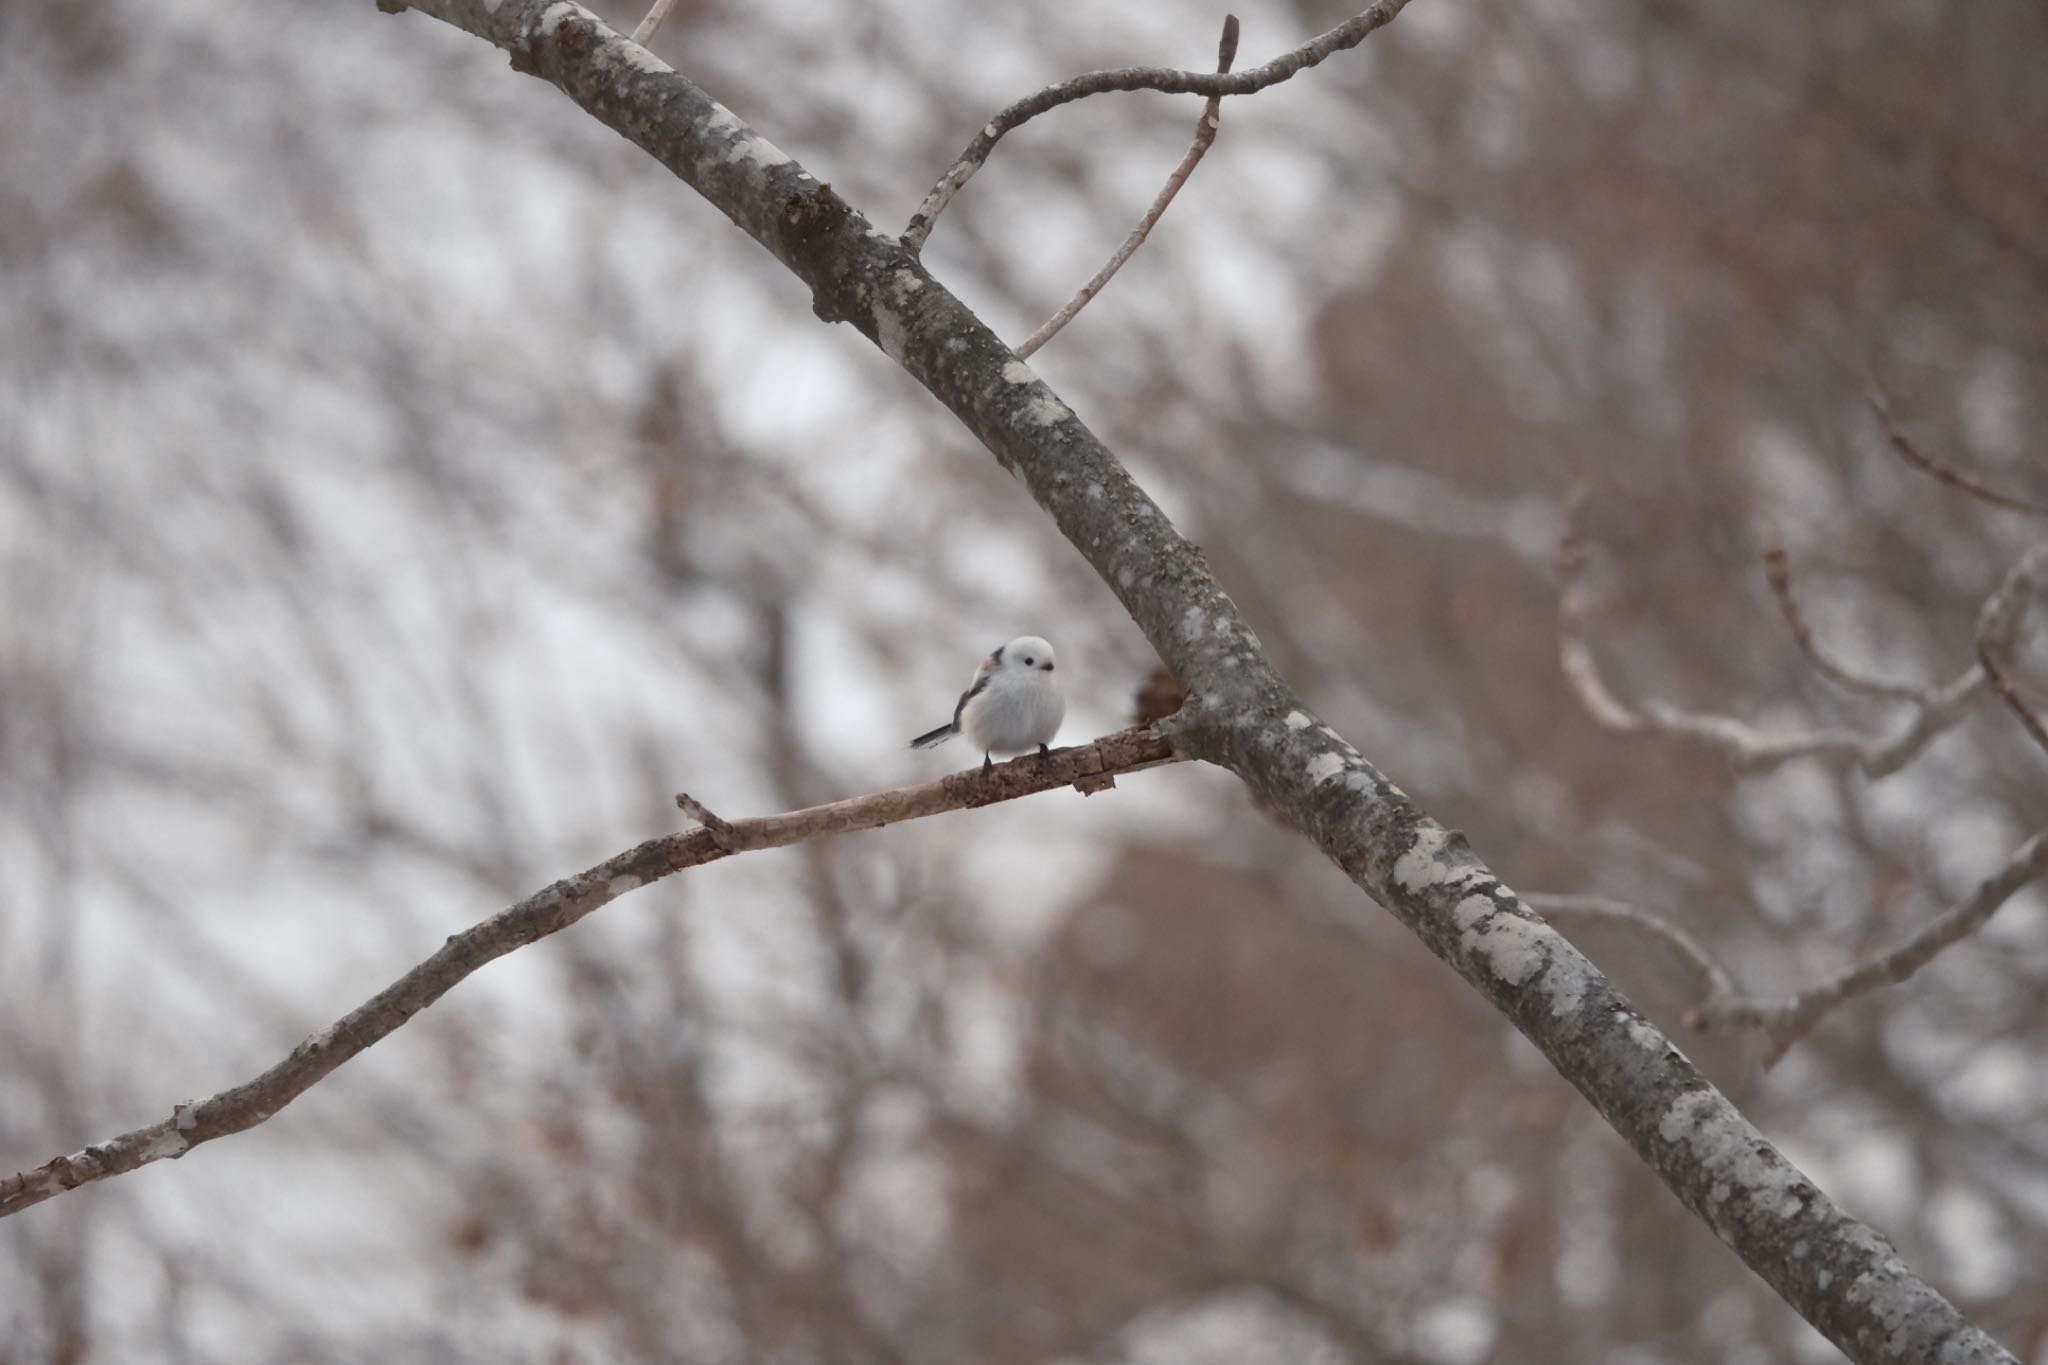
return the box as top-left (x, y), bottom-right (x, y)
top-left (1023, 656), bottom-right (1035, 666)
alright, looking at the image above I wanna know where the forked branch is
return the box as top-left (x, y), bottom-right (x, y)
top-left (1014, 15), bottom-right (1240, 359)
top-left (904, 1), bottom-right (1412, 250)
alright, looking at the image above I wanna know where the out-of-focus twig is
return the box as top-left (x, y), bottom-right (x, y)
top-left (1535, 831), bottom-right (2048, 1065)
top-left (631, 0), bottom-right (684, 47)
top-left (1556, 530), bottom-right (2035, 777)
top-left (1871, 389), bottom-right (2048, 518)
top-left (1524, 892), bottom-right (1737, 1002)
top-left (904, 1), bottom-right (1413, 251)
top-left (1013, 16), bottom-right (1240, 360)
top-left (0, 728), bottom-right (1180, 1221)
top-left (1694, 830), bottom-right (2048, 1062)
top-left (1975, 542), bottom-right (2048, 758)
top-left (1762, 547), bottom-right (1929, 703)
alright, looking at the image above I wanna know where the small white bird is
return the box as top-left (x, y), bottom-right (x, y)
top-left (910, 636), bottom-right (1066, 772)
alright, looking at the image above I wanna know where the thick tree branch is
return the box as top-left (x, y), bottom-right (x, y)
top-left (62, 5), bottom-right (2008, 1359)
top-left (0, 729), bottom-right (1176, 1219)
top-left (1013, 15), bottom-right (1239, 360)
top-left (903, 1), bottom-right (1411, 250)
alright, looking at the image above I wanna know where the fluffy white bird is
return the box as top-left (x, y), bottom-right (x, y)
top-left (910, 636), bottom-right (1065, 771)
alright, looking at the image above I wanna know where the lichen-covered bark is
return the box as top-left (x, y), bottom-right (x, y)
top-left (347, 5), bottom-right (2014, 1360)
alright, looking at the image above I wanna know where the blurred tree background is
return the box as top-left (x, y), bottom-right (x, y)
top-left (2, 0), bottom-right (2044, 1360)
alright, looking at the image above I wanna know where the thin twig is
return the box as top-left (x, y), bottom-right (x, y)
top-left (674, 791), bottom-right (738, 850)
top-left (903, 0), bottom-right (1414, 251)
top-left (1762, 547), bottom-right (1930, 703)
top-left (630, 0), bottom-right (684, 47)
top-left (1556, 532), bottom-right (2042, 777)
top-left (1976, 542), bottom-right (2048, 758)
top-left (1523, 892), bottom-right (1738, 1002)
top-left (1871, 389), bottom-right (2048, 517)
top-left (1013, 16), bottom-right (1240, 359)
top-left (0, 729), bottom-right (1180, 1221)
top-left (1695, 831), bottom-right (2048, 1062)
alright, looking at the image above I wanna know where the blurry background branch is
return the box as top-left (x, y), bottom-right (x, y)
top-left (1557, 527), bottom-right (2035, 777)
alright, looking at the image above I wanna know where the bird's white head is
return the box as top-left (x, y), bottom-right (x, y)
top-left (995, 636), bottom-right (1057, 676)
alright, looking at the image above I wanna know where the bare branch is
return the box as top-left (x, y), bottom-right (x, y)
top-left (1556, 530), bottom-right (2032, 777)
top-left (1975, 542), bottom-right (2048, 758)
top-left (0, 729), bottom-right (1178, 1220)
top-left (1695, 830), bottom-right (2048, 1060)
top-left (629, 0), bottom-right (683, 47)
top-left (1763, 546), bottom-right (1930, 703)
top-left (674, 790), bottom-right (738, 849)
top-left (1872, 388), bottom-right (2048, 517)
top-left (1013, 15), bottom-right (1239, 360)
top-left (1523, 892), bottom-right (1738, 1003)
top-left (903, 1), bottom-right (1413, 251)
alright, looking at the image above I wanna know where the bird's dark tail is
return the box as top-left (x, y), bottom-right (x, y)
top-left (909, 723), bottom-right (956, 750)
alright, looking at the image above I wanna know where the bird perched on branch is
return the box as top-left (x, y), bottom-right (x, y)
top-left (910, 636), bottom-right (1065, 772)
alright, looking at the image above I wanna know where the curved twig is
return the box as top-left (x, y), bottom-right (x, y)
top-left (1523, 892), bottom-right (1738, 1003)
top-left (1762, 547), bottom-right (1931, 703)
top-left (1014, 16), bottom-right (1240, 359)
top-left (904, 1), bottom-right (1412, 250)
top-left (1872, 389), bottom-right (2048, 518)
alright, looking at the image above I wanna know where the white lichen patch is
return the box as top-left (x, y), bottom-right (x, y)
top-left (1658, 1090), bottom-right (1811, 1222)
top-left (1622, 1013), bottom-right (1665, 1054)
top-left (1308, 752), bottom-right (1346, 785)
top-left (537, 2), bottom-right (588, 38)
top-left (702, 106), bottom-right (743, 136)
top-left (892, 269), bottom-right (923, 297)
top-left (1022, 393), bottom-right (1071, 427)
top-left (1285, 710), bottom-right (1313, 731)
top-left (1393, 826), bottom-right (1464, 892)
top-left (1455, 894), bottom-right (1549, 987)
top-left (607, 874), bottom-right (643, 897)
top-left (729, 136), bottom-right (795, 170)
top-left (142, 1129), bottom-right (190, 1161)
top-left (1086, 482), bottom-right (1105, 501)
top-left (1001, 360), bottom-right (1035, 385)
top-left (1182, 607), bottom-right (1207, 640)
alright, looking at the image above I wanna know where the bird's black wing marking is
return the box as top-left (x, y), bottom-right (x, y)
top-left (951, 673), bottom-right (989, 727)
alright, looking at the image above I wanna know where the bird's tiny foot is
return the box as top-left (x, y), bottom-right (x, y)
top-left (982, 754), bottom-right (993, 774)
top-left (1038, 743), bottom-right (1051, 758)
